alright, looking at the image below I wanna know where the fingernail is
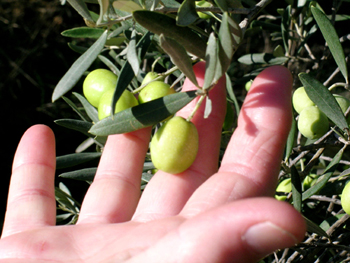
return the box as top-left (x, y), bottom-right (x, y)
top-left (242, 222), bottom-right (298, 254)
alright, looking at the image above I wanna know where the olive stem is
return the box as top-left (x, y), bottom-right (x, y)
top-left (186, 94), bottom-right (206, 122)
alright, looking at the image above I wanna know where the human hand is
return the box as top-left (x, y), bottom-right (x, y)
top-left (0, 62), bottom-right (306, 263)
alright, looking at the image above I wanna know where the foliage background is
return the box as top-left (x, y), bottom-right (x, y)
top-left (1, 2), bottom-right (350, 261)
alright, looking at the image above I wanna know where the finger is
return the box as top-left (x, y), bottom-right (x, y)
top-left (2, 125), bottom-right (56, 238)
top-left (133, 61), bottom-right (227, 221)
top-left (181, 65), bottom-right (293, 216)
top-left (129, 198), bottom-right (306, 263)
top-left (78, 127), bottom-right (152, 224)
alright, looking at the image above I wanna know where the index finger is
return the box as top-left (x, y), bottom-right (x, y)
top-left (181, 65), bottom-right (293, 216)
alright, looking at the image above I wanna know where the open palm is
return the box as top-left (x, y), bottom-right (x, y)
top-left (0, 63), bottom-right (306, 263)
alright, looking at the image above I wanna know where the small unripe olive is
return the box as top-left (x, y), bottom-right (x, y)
top-left (292, 87), bottom-right (315, 114)
top-left (141, 72), bottom-right (164, 86)
top-left (297, 106), bottom-right (329, 140)
top-left (138, 81), bottom-right (175, 104)
top-left (341, 181), bottom-right (350, 215)
top-left (150, 116), bottom-right (199, 174)
top-left (83, 69), bottom-right (118, 108)
top-left (98, 89), bottom-right (138, 120)
top-left (245, 80), bottom-right (253, 92)
top-left (303, 174), bottom-right (317, 191)
top-left (275, 178), bottom-right (292, 201)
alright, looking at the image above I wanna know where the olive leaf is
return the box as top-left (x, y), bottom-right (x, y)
top-left (204, 95), bottom-right (212, 118)
top-left (97, 0), bottom-right (109, 25)
top-left (203, 33), bottom-right (219, 90)
top-left (285, 117), bottom-right (296, 162)
top-left (110, 31), bottom-right (152, 116)
top-left (127, 28), bottom-right (140, 76)
top-left (291, 165), bottom-right (302, 212)
top-left (311, 6), bottom-right (348, 83)
top-left (66, 0), bottom-right (94, 24)
top-left (72, 92), bottom-right (99, 123)
top-left (89, 91), bottom-right (198, 136)
top-left (304, 216), bottom-right (329, 238)
top-left (59, 167), bottom-right (97, 181)
top-left (62, 27), bottom-right (105, 38)
top-left (112, 0), bottom-right (142, 13)
top-left (302, 145), bottom-right (344, 201)
top-left (132, 10), bottom-right (207, 59)
top-left (56, 152), bottom-right (102, 169)
top-left (299, 72), bottom-right (348, 132)
top-left (159, 34), bottom-right (199, 87)
top-left (238, 53), bottom-right (288, 65)
top-left (52, 30), bottom-right (108, 102)
top-left (62, 96), bottom-right (89, 122)
top-left (177, 0), bottom-right (199, 26)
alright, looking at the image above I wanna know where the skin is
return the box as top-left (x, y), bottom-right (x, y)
top-left (0, 63), bottom-right (306, 263)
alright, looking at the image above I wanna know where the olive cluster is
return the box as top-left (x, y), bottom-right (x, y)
top-left (292, 87), bottom-right (350, 140)
top-left (82, 69), bottom-right (199, 174)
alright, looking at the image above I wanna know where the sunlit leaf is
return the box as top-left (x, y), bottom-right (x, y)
top-left (66, 0), bottom-right (94, 23)
top-left (299, 72), bottom-right (348, 131)
top-left (311, 6), bottom-right (348, 82)
top-left (56, 152), bottom-right (102, 169)
top-left (52, 30), bottom-right (108, 102)
top-left (177, 0), bottom-right (199, 26)
top-left (61, 27), bottom-right (105, 38)
top-left (204, 95), bottom-right (212, 118)
top-left (159, 35), bottom-right (198, 87)
top-left (203, 33), bottom-right (219, 90)
top-left (238, 53), bottom-right (288, 65)
top-left (127, 28), bottom-right (140, 76)
top-left (113, 0), bottom-right (142, 13)
top-left (133, 10), bottom-right (207, 59)
top-left (90, 91), bottom-right (198, 136)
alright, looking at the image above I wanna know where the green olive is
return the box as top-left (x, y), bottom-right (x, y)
top-left (303, 174), bottom-right (317, 191)
top-left (141, 72), bottom-right (164, 86)
top-left (150, 116), bottom-right (199, 174)
top-left (292, 87), bottom-right (315, 114)
top-left (297, 106), bottom-right (329, 140)
top-left (138, 81), bottom-right (175, 104)
top-left (98, 89), bottom-right (138, 120)
top-left (245, 80), bottom-right (253, 92)
top-left (275, 178), bottom-right (292, 201)
top-left (341, 181), bottom-right (350, 215)
top-left (83, 69), bottom-right (118, 108)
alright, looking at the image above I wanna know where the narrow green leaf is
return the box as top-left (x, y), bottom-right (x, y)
top-left (238, 53), bottom-right (288, 65)
top-left (319, 214), bottom-right (346, 232)
top-left (299, 72), bottom-right (348, 131)
top-left (133, 10), bottom-right (207, 59)
top-left (225, 73), bottom-right (240, 118)
top-left (214, 0), bottom-right (228, 11)
top-left (59, 167), bottom-right (97, 181)
top-left (112, 0), bottom-right (142, 13)
top-left (302, 146), bottom-right (344, 201)
top-left (311, 6), bottom-right (348, 82)
top-left (55, 119), bottom-right (92, 136)
top-left (61, 27), bottom-right (105, 38)
top-left (176, 0), bottom-right (199, 26)
top-left (127, 28), bottom-right (140, 76)
top-left (285, 117), bottom-right (296, 162)
top-left (204, 95), bottom-right (212, 118)
top-left (304, 216), bottom-right (329, 238)
top-left (66, 0), bottom-right (94, 23)
top-left (159, 35), bottom-right (198, 87)
top-left (281, 5), bottom-right (291, 54)
top-left (56, 152), bottom-right (102, 169)
top-left (72, 92), bottom-right (99, 123)
top-left (97, 0), bottom-right (109, 25)
top-left (62, 96), bottom-right (88, 122)
top-left (68, 42), bottom-right (88, 54)
top-left (203, 33), bottom-right (219, 90)
top-left (90, 91), bottom-right (198, 136)
top-left (52, 30), bottom-right (108, 102)
top-left (291, 166), bottom-right (302, 212)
